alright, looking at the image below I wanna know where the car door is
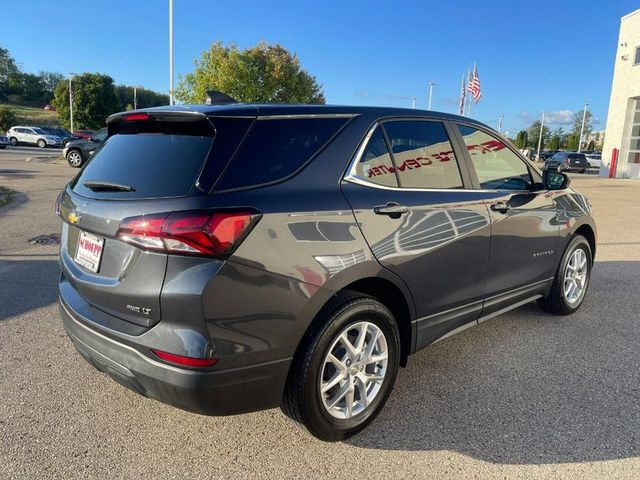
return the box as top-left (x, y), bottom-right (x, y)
top-left (342, 119), bottom-right (491, 348)
top-left (453, 123), bottom-right (560, 318)
top-left (14, 128), bottom-right (27, 143)
top-left (24, 128), bottom-right (38, 145)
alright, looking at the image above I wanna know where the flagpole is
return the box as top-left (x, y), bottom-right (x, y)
top-left (466, 67), bottom-right (472, 117)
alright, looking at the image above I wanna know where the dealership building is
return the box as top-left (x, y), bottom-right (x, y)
top-left (602, 8), bottom-right (640, 179)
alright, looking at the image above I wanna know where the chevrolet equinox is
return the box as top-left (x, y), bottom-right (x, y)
top-left (57, 104), bottom-right (596, 441)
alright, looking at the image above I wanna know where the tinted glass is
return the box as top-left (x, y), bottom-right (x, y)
top-left (216, 117), bottom-right (348, 190)
top-left (382, 120), bottom-right (463, 189)
top-left (458, 125), bottom-right (532, 190)
top-left (635, 46), bottom-right (640, 65)
top-left (92, 129), bottom-right (108, 142)
top-left (353, 127), bottom-right (397, 187)
top-left (72, 133), bottom-right (213, 199)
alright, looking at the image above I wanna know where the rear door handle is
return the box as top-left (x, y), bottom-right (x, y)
top-left (374, 202), bottom-right (409, 219)
top-left (490, 201), bottom-right (511, 213)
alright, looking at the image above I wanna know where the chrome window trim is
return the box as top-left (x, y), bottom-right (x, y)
top-left (257, 114), bottom-right (357, 120)
top-left (343, 121), bottom-right (540, 194)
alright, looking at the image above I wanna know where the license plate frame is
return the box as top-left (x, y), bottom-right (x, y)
top-left (75, 231), bottom-right (105, 273)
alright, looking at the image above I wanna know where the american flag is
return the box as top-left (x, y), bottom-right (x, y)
top-left (458, 73), bottom-right (466, 115)
top-left (468, 63), bottom-right (481, 103)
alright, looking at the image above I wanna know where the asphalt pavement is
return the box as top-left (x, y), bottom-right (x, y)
top-left (1, 154), bottom-right (639, 479)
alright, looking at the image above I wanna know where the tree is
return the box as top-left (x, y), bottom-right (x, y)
top-left (176, 41), bottom-right (325, 104)
top-left (527, 120), bottom-right (550, 150)
top-left (566, 133), bottom-right (580, 151)
top-left (515, 130), bottom-right (528, 149)
top-left (116, 85), bottom-right (169, 109)
top-left (548, 127), bottom-right (564, 151)
top-left (0, 45), bottom-right (21, 101)
top-left (51, 73), bottom-right (121, 130)
top-left (0, 46), bottom-right (19, 84)
top-left (0, 106), bottom-right (17, 133)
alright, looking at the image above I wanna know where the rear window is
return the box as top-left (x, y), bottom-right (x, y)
top-left (72, 133), bottom-right (213, 199)
top-left (215, 117), bottom-right (349, 191)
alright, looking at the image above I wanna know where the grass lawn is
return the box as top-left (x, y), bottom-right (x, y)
top-left (1, 104), bottom-right (61, 128)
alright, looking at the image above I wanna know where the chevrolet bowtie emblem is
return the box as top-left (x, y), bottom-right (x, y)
top-left (68, 212), bottom-right (80, 224)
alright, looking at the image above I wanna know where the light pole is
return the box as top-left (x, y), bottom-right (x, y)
top-left (536, 111), bottom-right (545, 160)
top-left (68, 73), bottom-right (75, 132)
top-left (133, 86), bottom-right (143, 110)
top-left (498, 115), bottom-right (504, 133)
top-left (411, 97), bottom-right (416, 109)
top-left (169, 0), bottom-right (174, 105)
top-left (427, 82), bottom-right (436, 110)
top-left (578, 102), bottom-right (589, 152)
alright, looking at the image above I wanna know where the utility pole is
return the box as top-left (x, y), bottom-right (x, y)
top-left (498, 115), bottom-right (504, 133)
top-left (169, 0), bottom-right (174, 105)
top-left (536, 111), bottom-right (545, 160)
top-left (134, 86), bottom-right (137, 110)
top-left (578, 102), bottom-right (589, 152)
top-left (68, 73), bottom-right (75, 133)
top-left (411, 97), bottom-right (416, 109)
top-left (427, 82), bottom-right (436, 110)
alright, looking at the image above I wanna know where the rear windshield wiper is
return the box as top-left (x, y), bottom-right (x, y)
top-left (83, 180), bottom-right (135, 192)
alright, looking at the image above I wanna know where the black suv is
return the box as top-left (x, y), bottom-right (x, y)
top-left (545, 151), bottom-right (588, 173)
top-left (57, 104), bottom-right (596, 441)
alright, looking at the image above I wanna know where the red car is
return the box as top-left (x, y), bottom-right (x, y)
top-left (73, 130), bottom-right (95, 140)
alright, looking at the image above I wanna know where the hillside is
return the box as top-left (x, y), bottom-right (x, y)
top-left (1, 104), bottom-right (61, 127)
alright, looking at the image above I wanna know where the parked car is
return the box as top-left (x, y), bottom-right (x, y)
top-left (73, 129), bottom-right (95, 140)
top-left (539, 150), bottom-right (557, 161)
top-left (7, 126), bottom-right (63, 148)
top-left (0, 134), bottom-right (9, 149)
top-left (57, 105), bottom-right (596, 441)
top-left (63, 127), bottom-right (107, 167)
top-left (584, 152), bottom-right (602, 169)
top-left (545, 152), bottom-right (588, 173)
top-left (44, 104), bottom-right (55, 111)
top-left (38, 127), bottom-right (79, 146)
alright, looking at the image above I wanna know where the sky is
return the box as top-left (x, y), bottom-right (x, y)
top-left (3, 0), bottom-right (639, 134)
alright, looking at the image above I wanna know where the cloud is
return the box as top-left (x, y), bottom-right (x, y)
top-left (544, 110), bottom-right (575, 125)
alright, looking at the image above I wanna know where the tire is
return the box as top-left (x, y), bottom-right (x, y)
top-left (9, 137), bottom-right (17, 146)
top-left (579, 169), bottom-right (586, 174)
top-left (66, 149), bottom-right (84, 168)
top-left (37, 139), bottom-right (46, 148)
top-left (282, 292), bottom-right (400, 441)
top-left (538, 235), bottom-right (592, 315)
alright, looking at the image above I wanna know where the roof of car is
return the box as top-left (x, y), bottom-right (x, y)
top-left (112, 103), bottom-right (483, 125)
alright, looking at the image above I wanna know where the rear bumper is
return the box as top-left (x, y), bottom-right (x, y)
top-left (59, 298), bottom-right (291, 416)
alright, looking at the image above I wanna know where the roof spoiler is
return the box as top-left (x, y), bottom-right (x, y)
top-left (205, 91), bottom-right (239, 105)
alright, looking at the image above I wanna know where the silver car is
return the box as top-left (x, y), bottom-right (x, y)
top-left (7, 126), bottom-right (63, 148)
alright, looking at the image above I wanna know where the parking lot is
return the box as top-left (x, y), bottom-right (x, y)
top-left (1, 149), bottom-right (639, 479)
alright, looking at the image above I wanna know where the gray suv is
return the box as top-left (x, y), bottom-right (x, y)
top-left (57, 104), bottom-right (596, 440)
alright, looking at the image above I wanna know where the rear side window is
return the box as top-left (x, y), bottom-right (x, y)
top-left (215, 117), bottom-right (349, 190)
top-left (382, 120), bottom-right (463, 189)
top-left (72, 118), bottom-right (215, 199)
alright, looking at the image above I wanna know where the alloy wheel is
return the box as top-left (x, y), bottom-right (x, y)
top-left (67, 151), bottom-right (82, 167)
top-left (319, 321), bottom-right (388, 420)
top-left (563, 248), bottom-right (588, 304)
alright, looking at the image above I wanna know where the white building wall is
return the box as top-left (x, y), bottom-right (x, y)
top-left (602, 9), bottom-right (640, 179)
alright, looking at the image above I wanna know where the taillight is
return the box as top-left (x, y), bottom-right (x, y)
top-left (152, 349), bottom-right (217, 368)
top-left (123, 112), bottom-right (150, 121)
top-left (116, 210), bottom-right (259, 257)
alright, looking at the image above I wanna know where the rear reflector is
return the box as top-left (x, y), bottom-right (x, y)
top-left (152, 349), bottom-right (218, 368)
top-left (116, 210), bottom-right (259, 257)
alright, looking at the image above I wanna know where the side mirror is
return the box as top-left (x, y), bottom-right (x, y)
top-left (543, 170), bottom-right (570, 190)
